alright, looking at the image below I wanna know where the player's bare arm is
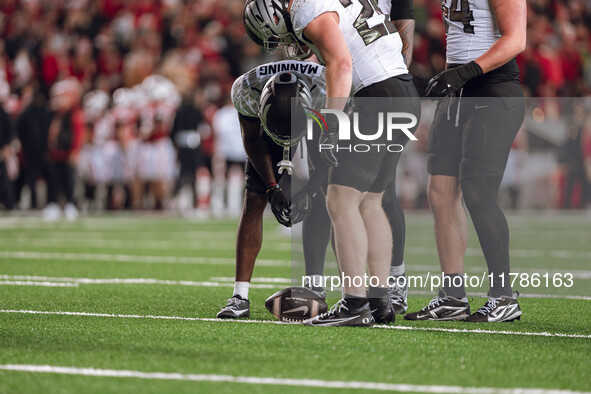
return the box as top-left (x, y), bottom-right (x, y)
top-left (301, 12), bottom-right (352, 167)
top-left (302, 12), bottom-right (352, 110)
top-left (475, 0), bottom-right (527, 73)
top-left (393, 19), bottom-right (414, 67)
top-left (239, 114), bottom-right (276, 186)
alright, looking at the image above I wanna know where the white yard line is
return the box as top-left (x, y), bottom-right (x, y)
top-left (210, 276), bottom-right (291, 284)
top-left (1, 310), bottom-right (590, 339)
top-left (0, 239), bottom-right (292, 251)
top-left (0, 275), bottom-right (589, 300)
top-left (0, 280), bottom-right (77, 287)
top-left (1, 238), bottom-right (589, 261)
top-left (0, 364), bottom-right (588, 394)
top-left (1, 251), bottom-right (590, 281)
top-left (0, 276), bottom-right (278, 289)
top-left (0, 251), bottom-right (289, 267)
top-left (405, 246), bottom-right (591, 262)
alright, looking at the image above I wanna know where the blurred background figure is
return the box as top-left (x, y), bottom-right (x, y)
top-left (79, 89), bottom-right (111, 211)
top-left (170, 89), bottom-right (207, 213)
top-left (0, 71), bottom-right (16, 210)
top-left (136, 75), bottom-right (179, 210)
top-left (211, 94), bottom-right (246, 217)
top-left (44, 79), bottom-right (86, 220)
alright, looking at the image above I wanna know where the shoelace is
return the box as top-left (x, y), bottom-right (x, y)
top-left (476, 297), bottom-right (499, 315)
top-left (423, 296), bottom-right (443, 311)
top-left (227, 297), bottom-right (243, 307)
top-left (321, 299), bottom-right (348, 318)
top-left (389, 286), bottom-right (405, 304)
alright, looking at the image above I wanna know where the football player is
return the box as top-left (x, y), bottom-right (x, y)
top-left (246, 0), bottom-right (421, 327)
top-left (404, 0), bottom-right (526, 322)
top-left (216, 62), bottom-right (331, 319)
top-left (378, 0), bottom-right (417, 314)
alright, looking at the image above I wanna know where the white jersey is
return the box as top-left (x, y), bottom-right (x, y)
top-left (377, 0), bottom-right (391, 14)
top-left (290, 0), bottom-right (407, 95)
top-left (231, 60), bottom-right (326, 118)
top-left (442, 0), bottom-right (501, 64)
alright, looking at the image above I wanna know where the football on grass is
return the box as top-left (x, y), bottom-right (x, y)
top-left (265, 287), bottom-right (328, 323)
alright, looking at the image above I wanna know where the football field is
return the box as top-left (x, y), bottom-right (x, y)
top-left (0, 212), bottom-right (589, 393)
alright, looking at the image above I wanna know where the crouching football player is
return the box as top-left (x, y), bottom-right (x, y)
top-left (216, 62), bottom-right (331, 319)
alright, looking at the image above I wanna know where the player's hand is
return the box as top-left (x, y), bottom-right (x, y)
top-left (425, 61), bottom-right (483, 97)
top-left (267, 183), bottom-right (291, 227)
top-left (290, 188), bottom-right (313, 224)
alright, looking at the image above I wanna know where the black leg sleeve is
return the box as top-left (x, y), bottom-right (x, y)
top-left (383, 179), bottom-right (405, 269)
top-left (302, 189), bottom-right (331, 277)
top-left (461, 175), bottom-right (512, 297)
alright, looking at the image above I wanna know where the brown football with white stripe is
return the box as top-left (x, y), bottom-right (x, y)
top-left (265, 287), bottom-right (328, 323)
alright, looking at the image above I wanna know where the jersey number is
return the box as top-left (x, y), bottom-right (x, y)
top-left (339, 0), bottom-right (397, 46)
top-left (443, 0), bottom-right (474, 34)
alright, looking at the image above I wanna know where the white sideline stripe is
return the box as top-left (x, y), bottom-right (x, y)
top-left (405, 246), bottom-right (591, 261)
top-left (209, 277), bottom-right (591, 300)
top-left (211, 276), bottom-right (291, 284)
top-left (0, 239), bottom-right (292, 252)
top-left (2, 237), bottom-right (590, 261)
top-left (0, 280), bottom-right (78, 287)
top-left (2, 310), bottom-right (590, 339)
top-left (0, 365), bottom-right (587, 394)
top-left (408, 290), bottom-right (591, 301)
top-left (1, 251), bottom-right (589, 282)
top-left (0, 276), bottom-right (279, 289)
top-left (0, 251), bottom-right (289, 267)
top-left (1, 275), bottom-right (588, 300)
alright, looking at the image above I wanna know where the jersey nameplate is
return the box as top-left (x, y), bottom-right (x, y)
top-left (257, 62), bottom-right (322, 78)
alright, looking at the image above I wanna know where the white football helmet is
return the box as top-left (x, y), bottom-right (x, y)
top-left (243, 0), bottom-right (310, 59)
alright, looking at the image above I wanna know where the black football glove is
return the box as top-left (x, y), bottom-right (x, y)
top-left (266, 183), bottom-right (291, 227)
top-left (290, 188), bottom-right (313, 224)
top-left (318, 115), bottom-right (339, 168)
top-left (425, 61), bottom-right (483, 97)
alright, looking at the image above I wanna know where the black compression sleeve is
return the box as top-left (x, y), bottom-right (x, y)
top-left (390, 0), bottom-right (415, 21)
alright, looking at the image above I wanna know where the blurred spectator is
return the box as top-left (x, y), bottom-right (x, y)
top-left (211, 94), bottom-right (246, 217)
top-left (78, 88), bottom-right (111, 210)
top-left (558, 106), bottom-right (587, 209)
top-left (16, 85), bottom-right (51, 210)
top-left (0, 71), bottom-right (15, 209)
top-left (44, 79), bottom-right (87, 220)
top-left (170, 89), bottom-right (207, 209)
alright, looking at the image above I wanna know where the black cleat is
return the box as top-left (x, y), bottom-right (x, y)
top-left (465, 292), bottom-right (522, 322)
top-left (302, 298), bottom-right (375, 327)
top-left (369, 294), bottom-right (395, 325)
top-left (404, 293), bottom-right (470, 321)
top-left (388, 275), bottom-right (408, 314)
top-left (216, 295), bottom-right (250, 319)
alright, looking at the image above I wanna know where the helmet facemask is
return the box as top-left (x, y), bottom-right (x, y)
top-left (259, 72), bottom-right (313, 174)
top-left (244, 0), bottom-right (311, 60)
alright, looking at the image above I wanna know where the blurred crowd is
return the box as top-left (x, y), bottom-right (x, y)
top-left (0, 0), bottom-right (590, 216)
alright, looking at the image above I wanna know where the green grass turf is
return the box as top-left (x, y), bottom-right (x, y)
top-left (0, 213), bottom-right (589, 393)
